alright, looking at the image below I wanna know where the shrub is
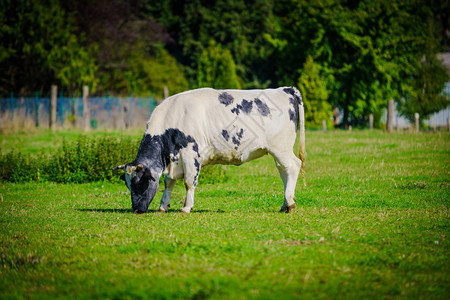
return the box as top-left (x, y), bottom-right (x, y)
top-left (0, 136), bottom-right (139, 183)
top-left (0, 135), bottom-right (229, 184)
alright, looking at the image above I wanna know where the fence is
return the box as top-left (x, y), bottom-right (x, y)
top-left (0, 90), bottom-right (158, 131)
top-left (1, 89), bottom-right (449, 132)
top-left (329, 104), bottom-right (450, 131)
top-left (379, 104), bottom-right (450, 131)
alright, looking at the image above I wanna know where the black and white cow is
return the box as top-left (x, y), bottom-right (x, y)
top-left (113, 87), bottom-right (306, 213)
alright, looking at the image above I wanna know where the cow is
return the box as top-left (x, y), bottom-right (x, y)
top-left (113, 87), bottom-right (306, 213)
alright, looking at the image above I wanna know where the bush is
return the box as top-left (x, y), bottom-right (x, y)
top-left (0, 135), bottom-right (229, 184)
top-left (0, 136), bottom-right (139, 183)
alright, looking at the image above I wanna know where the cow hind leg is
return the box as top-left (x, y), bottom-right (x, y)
top-left (275, 161), bottom-right (288, 212)
top-left (159, 176), bottom-right (176, 212)
top-left (272, 152), bottom-right (301, 213)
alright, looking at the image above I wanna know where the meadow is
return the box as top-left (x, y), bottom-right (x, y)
top-left (0, 129), bottom-right (449, 299)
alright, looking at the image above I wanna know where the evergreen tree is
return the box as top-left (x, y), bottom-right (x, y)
top-left (298, 55), bottom-right (331, 127)
top-left (197, 41), bottom-right (241, 89)
top-left (125, 46), bottom-right (189, 98)
top-left (398, 21), bottom-right (450, 123)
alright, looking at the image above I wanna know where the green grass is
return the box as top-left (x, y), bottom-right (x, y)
top-left (1, 130), bottom-right (449, 299)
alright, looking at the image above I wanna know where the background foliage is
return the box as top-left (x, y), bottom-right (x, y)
top-left (1, 0), bottom-right (448, 126)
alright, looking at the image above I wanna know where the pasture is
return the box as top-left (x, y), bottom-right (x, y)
top-left (1, 130), bottom-right (449, 299)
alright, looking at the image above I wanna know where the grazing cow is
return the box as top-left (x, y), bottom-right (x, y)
top-left (113, 87), bottom-right (306, 213)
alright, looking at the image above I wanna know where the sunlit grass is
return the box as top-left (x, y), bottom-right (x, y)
top-left (0, 130), bottom-right (449, 299)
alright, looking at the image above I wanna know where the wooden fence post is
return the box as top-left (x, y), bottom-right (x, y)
top-left (322, 120), bottom-right (327, 131)
top-left (83, 85), bottom-right (90, 131)
top-left (369, 114), bottom-right (373, 130)
top-left (414, 113), bottom-right (419, 132)
top-left (163, 86), bottom-right (169, 99)
top-left (386, 99), bottom-right (394, 132)
top-left (129, 93), bottom-right (133, 128)
top-left (106, 92), bottom-right (111, 128)
top-left (447, 117), bottom-right (450, 132)
top-left (50, 85), bottom-right (57, 131)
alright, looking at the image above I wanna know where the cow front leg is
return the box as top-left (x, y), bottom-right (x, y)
top-left (159, 176), bottom-right (176, 213)
top-left (180, 156), bottom-right (200, 213)
top-left (180, 184), bottom-right (196, 213)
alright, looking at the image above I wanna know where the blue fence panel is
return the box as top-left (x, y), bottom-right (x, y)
top-left (1, 95), bottom-right (157, 129)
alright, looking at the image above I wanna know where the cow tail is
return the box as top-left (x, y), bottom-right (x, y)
top-left (297, 90), bottom-right (306, 187)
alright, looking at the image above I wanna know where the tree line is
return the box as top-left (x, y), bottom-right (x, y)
top-left (1, 0), bottom-right (448, 127)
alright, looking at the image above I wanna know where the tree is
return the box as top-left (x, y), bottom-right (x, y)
top-left (62, 0), bottom-right (173, 96)
top-left (398, 21), bottom-right (450, 123)
top-left (298, 55), bottom-right (331, 127)
top-left (197, 41), bottom-right (241, 89)
top-left (268, 0), bottom-right (444, 127)
top-left (142, 0), bottom-right (276, 88)
top-left (125, 46), bottom-right (189, 98)
top-left (0, 0), bottom-right (97, 95)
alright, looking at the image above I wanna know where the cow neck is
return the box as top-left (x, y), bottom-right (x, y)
top-left (134, 134), bottom-right (165, 172)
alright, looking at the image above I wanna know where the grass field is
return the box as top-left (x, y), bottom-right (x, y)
top-left (1, 130), bottom-right (449, 299)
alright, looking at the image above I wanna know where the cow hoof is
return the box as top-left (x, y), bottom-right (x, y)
top-left (279, 203), bottom-right (296, 213)
top-left (279, 206), bottom-right (288, 213)
top-left (287, 203), bottom-right (296, 213)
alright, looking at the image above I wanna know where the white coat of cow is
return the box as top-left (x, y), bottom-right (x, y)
top-left (113, 87), bottom-right (306, 213)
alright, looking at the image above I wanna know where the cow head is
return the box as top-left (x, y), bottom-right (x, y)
top-left (113, 162), bottom-right (160, 213)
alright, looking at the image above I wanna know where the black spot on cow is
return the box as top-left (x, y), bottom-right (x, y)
top-left (231, 99), bottom-right (253, 115)
top-left (288, 109), bottom-right (296, 124)
top-left (231, 128), bottom-right (245, 151)
top-left (193, 159), bottom-right (200, 185)
top-left (288, 97), bottom-right (300, 131)
top-left (254, 98), bottom-right (270, 116)
top-left (283, 87), bottom-right (303, 105)
top-left (221, 129), bottom-right (230, 141)
top-left (232, 136), bottom-right (240, 146)
top-left (135, 128), bottom-right (200, 171)
top-left (241, 99), bottom-right (253, 114)
top-left (192, 144), bottom-right (199, 157)
top-left (218, 92), bottom-right (234, 107)
top-left (231, 104), bottom-right (242, 115)
top-left (283, 87), bottom-right (301, 131)
top-left (236, 128), bottom-right (244, 139)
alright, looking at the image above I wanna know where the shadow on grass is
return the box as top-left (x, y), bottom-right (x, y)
top-left (74, 208), bottom-right (223, 214)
